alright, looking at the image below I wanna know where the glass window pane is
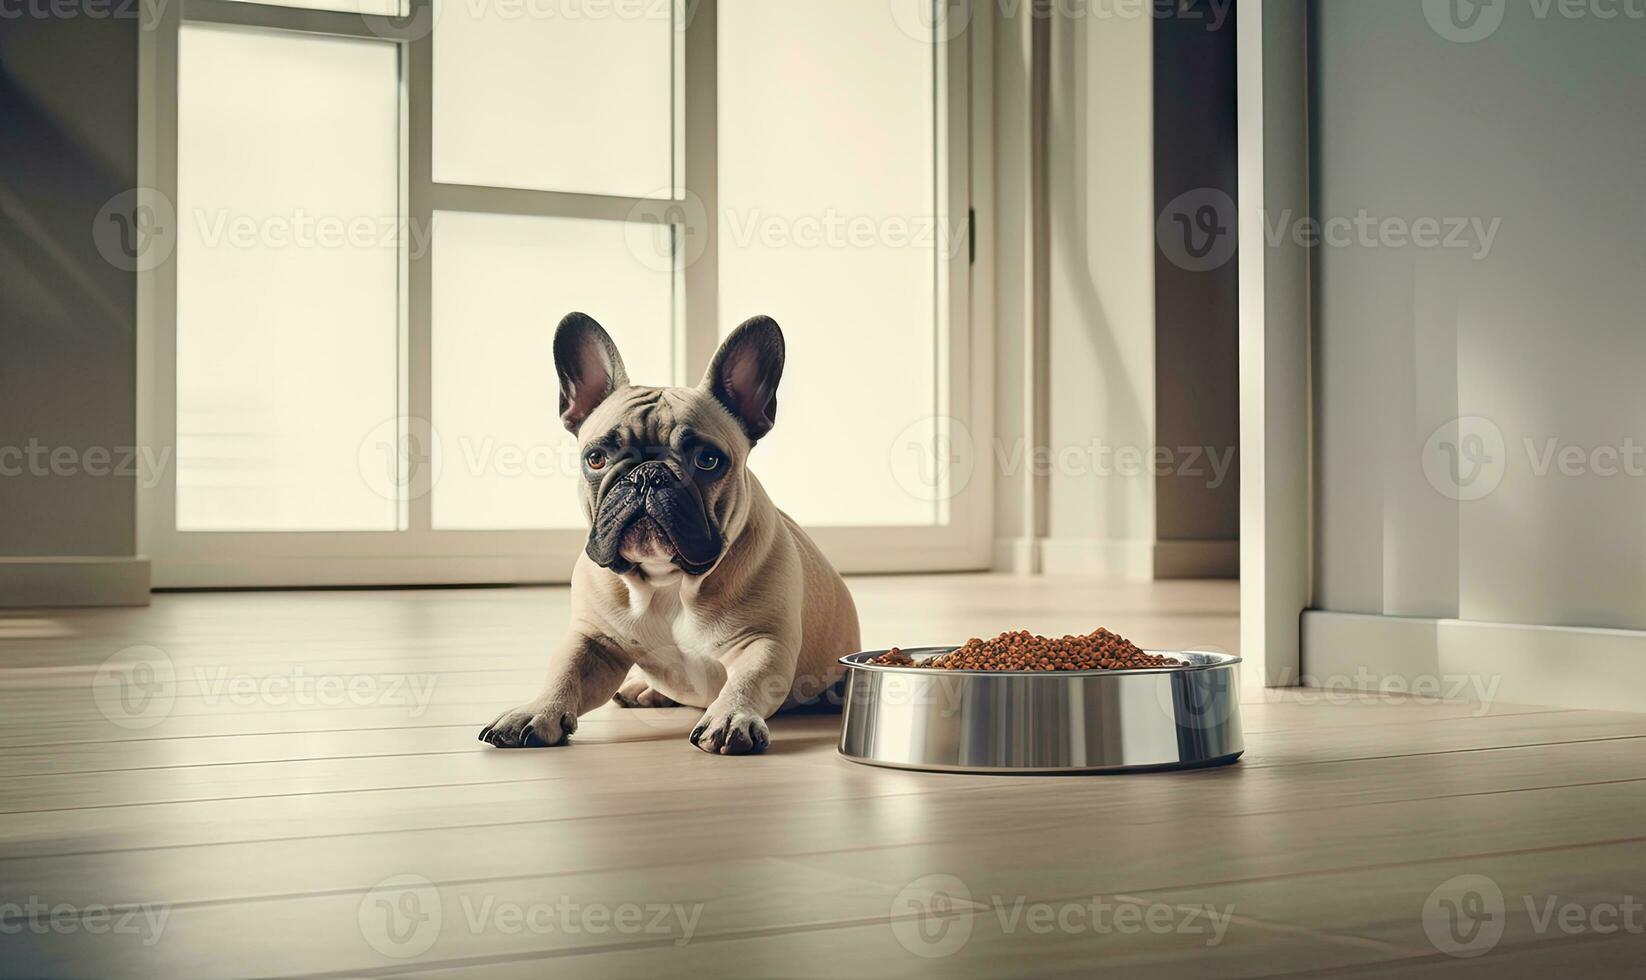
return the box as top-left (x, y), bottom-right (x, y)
top-left (433, 0), bottom-right (674, 197)
top-left (175, 25), bottom-right (400, 532)
top-left (224, 0), bottom-right (403, 16)
top-left (431, 211), bottom-right (675, 530)
top-left (718, 0), bottom-right (941, 527)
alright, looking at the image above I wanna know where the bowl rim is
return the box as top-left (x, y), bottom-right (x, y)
top-left (838, 647), bottom-right (1242, 678)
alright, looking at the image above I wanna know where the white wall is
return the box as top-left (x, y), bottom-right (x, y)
top-left (1314, 0), bottom-right (1646, 631)
top-left (1309, 0), bottom-right (1646, 707)
top-left (0, 18), bottom-right (149, 606)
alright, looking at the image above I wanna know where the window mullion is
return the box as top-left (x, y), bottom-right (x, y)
top-left (184, 0), bottom-right (405, 41)
top-left (405, 0), bottom-right (435, 535)
top-left (425, 184), bottom-right (677, 224)
top-left (680, 0), bottom-right (719, 384)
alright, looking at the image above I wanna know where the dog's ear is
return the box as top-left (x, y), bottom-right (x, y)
top-left (554, 313), bottom-right (630, 433)
top-left (702, 315), bottom-right (785, 443)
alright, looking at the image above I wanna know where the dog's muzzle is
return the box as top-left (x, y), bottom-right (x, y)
top-left (585, 461), bottom-right (723, 576)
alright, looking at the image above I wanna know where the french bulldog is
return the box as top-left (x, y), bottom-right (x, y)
top-left (479, 312), bottom-right (861, 754)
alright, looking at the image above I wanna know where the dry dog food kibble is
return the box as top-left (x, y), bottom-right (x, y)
top-left (867, 628), bottom-right (1184, 672)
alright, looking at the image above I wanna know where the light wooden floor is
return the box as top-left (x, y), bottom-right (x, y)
top-left (2, 575), bottom-right (1643, 977)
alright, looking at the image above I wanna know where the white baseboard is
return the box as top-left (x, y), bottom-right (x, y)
top-left (1154, 539), bottom-right (1239, 580)
top-left (997, 538), bottom-right (1239, 581)
top-left (0, 557), bottom-right (151, 608)
top-left (1303, 610), bottom-right (1646, 713)
top-left (1036, 539), bottom-right (1156, 581)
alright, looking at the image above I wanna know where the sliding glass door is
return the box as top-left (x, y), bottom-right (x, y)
top-left (141, 0), bottom-right (984, 586)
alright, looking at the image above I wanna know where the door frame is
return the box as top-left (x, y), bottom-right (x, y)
top-left (1236, 0), bottom-right (1312, 688)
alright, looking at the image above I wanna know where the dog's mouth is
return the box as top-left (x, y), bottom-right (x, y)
top-left (586, 466), bottom-right (722, 577)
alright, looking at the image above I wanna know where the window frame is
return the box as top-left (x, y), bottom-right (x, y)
top-left (138, 0), bottom-right (988, 587)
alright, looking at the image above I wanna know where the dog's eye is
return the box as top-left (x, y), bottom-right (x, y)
top-left (694, 449), bottom-right (722, 473)
top-left (584, 450), bottom-right (608, 471)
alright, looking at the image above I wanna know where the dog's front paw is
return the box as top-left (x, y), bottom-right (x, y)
top-left (480, 702), bottom-right (577, 748)
top-left (690, 707), bottom-right (770, 755)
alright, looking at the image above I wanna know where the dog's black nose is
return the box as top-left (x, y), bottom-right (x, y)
top-left (629, 460), bottom-right (675, 490)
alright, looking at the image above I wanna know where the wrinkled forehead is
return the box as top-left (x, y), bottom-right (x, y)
top-left (579, 386), bottom-right (744, 450)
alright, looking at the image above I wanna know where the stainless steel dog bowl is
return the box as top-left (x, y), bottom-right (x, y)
top-left (837, 648), bottom-right (1243, 774)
